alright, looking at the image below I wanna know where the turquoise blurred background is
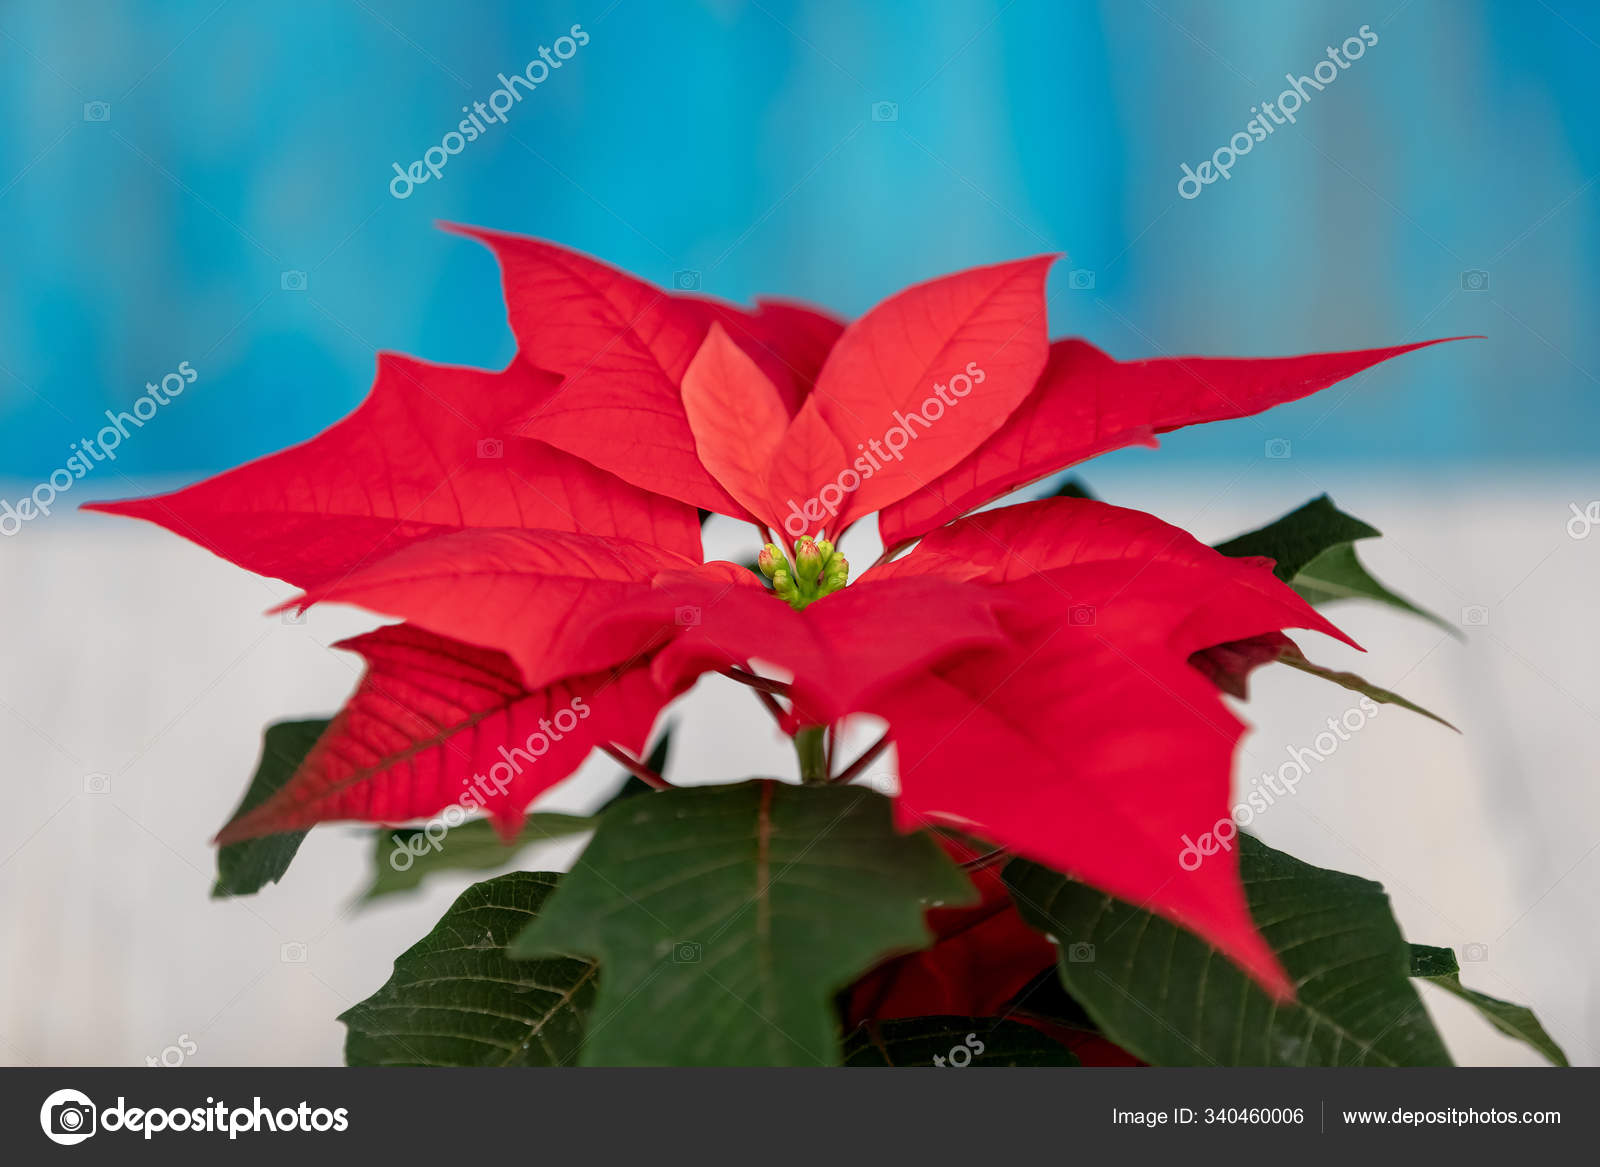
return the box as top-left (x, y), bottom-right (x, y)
top-left (0, 0), bottom-right (1595, 481)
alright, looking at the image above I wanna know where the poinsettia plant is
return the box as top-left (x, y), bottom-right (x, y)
top-left (91, 227), bottom-right (1566, 1067)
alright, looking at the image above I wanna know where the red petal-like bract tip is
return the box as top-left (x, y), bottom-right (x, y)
top-left (772, 255), bottom-right (1055, 534)
top-left (444, 223), bottom-right (848, 522)
top-left (680, 324), bottom-right (790, 529)
top-left (880, 336), bottom-right (1476, 548)
top-left (288, 527), bottom-right (701, 692)
top-left (214, 624), bottom-right (670, 844)
top-left (82, 352), bottom-right (701, 589)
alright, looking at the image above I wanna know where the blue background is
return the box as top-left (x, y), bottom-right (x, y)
top-left (1, 0), bottom-right (1595, 481)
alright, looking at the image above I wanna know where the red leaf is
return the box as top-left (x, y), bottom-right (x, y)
top-left (750, 298), bottom-right (846, 401)
top-left (84, 353), bottom-right (700, 589)
top-left (870, 496), bottom-right (1359, 657)
top-left (685, 296), bottom-right (844, 414)
top-left (880, 337), bottom-right (1470, 547)
top-left (773, 256), bottom-right (1055, 534)
top-left (876, 625), bottom-right (1291, 997)
top-left (640, 572), bottom-right (1013, 727)
top-left (289, 527), bottom-right (698, 691)
top-left (859, 499), bottom-right (1371, 996)
top-left (216, 624), bottom-right (669, 843)
top-left (680, 324), bottom-right (790, 527)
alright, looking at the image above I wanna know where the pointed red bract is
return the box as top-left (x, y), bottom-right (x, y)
top-left (880, 337), bottom-right (1470, 547)
top-left (288, 527), bottom-right (698, 691)
top-left (576, 567), bottom-right (1015, 728)
top-left (680, 325), bottom-right (790, 528)
top-left (769, 256), bottom-right (1055, 536)
top-left (84, 353), bottom-right (700, 588)
top-left (216, 624), bottom-right (671, 842)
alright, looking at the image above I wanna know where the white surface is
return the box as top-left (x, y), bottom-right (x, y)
top-left (0, 468), bottom-right (1595, 1066)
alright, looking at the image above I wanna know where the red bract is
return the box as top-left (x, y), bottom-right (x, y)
top-left (90, 227), bottom-right (1463, 998)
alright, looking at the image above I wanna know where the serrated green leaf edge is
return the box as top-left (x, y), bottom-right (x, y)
top-left (341, 871), bottom-right (596, 1066)
top-left (1408, 944), bottom-right (1569, 1066)
top-left (1005, 835), bottom-right (1453, 1066)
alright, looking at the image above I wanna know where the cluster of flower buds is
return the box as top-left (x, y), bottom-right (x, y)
top-left (758, 536), bottom-right (849, 610)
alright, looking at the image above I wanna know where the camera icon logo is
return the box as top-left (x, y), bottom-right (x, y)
top-left (83, 101), bottom-right (111, 122)
top-left (1067, 268), bottom-right (1096, 290)
top-left (280, 941), bottom-right (308, 963)
top-left (1462, 942), bottom-right (1489, 962)
top-left (476, 437), bottom-right (504, 459)
top-left (672, 941), bottom-right (702, 963)
top-left (871, 100), bottom-right (899, 122)
top-left (84, 772), bottom-right (111, 795)
top-left (40, 1088), bottom-right (97, 1145)
top-left (280, 608), bottom-right (306, 626)
top-left (1067, 942), bottom-right (1096, 963)
top-left (1264, 437), bottom-right (1292, 459)
top-left (1460, 269), bottom-right (1489, 292)
top-left (280, 270), bottom-right (308, 292)
top-left (672, 270), bottom-right (701, 291)
top-left (674, 605), bottom-right (701, 627)
top-left (1460, 605), bottom-right (1490, 627)
top-left (1067, 604), bottom-right (1096, 626)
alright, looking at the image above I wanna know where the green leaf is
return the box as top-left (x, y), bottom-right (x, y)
top-left (212, 719), bottom-right (329, 898)
top-left (1004, 834), bottom-right (1453, 1065)
top-left (1214, 494), bottom-right (1453, 633)
top-left (341, 872), bottom-right (596, 1066)
top-left (509, 780), bottom-right (976, 1066)
top-left (1047, 475), bottom-right (1097, 500)
top-left (360, 814), bottom-right (595, 901)
top-left (1277, 646), bottom-right (1458, 731)
top-left (1409, 944), bottom-right (1569, 1066)
top-left (841, 1017), bottom-right (1080, 1066)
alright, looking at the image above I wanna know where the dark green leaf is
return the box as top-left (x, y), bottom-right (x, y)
top-left (1214, 494), bottom-right (1452, 633)
top-left (1409, 944), bottom-right (1568, 1066)
top-left (841, 1017), bottom-right (1080, 1066)
top-left (212, 719), bottom-right (329, 898)
top-left (1047, 476), bottom-right (1097, 501)
top-left (360, 814), bottom-right (594, 901)
top-left (1005, 835), bottom-right (1453, 1065)
top-left (509, 780), bottom-right (976, 1066)
top-left (341, 872), bottom-right (595, 1066)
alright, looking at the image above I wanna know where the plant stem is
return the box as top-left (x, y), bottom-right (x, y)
top-left (829, 732), bottom-right (890, 786)
top-left (600, 744), bottom-right (672, 791)
top-left (793, 726), bottom-right (828, 785)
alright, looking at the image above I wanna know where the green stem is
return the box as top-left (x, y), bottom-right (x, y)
top-left (793, 727), bottom-right (828, 785)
